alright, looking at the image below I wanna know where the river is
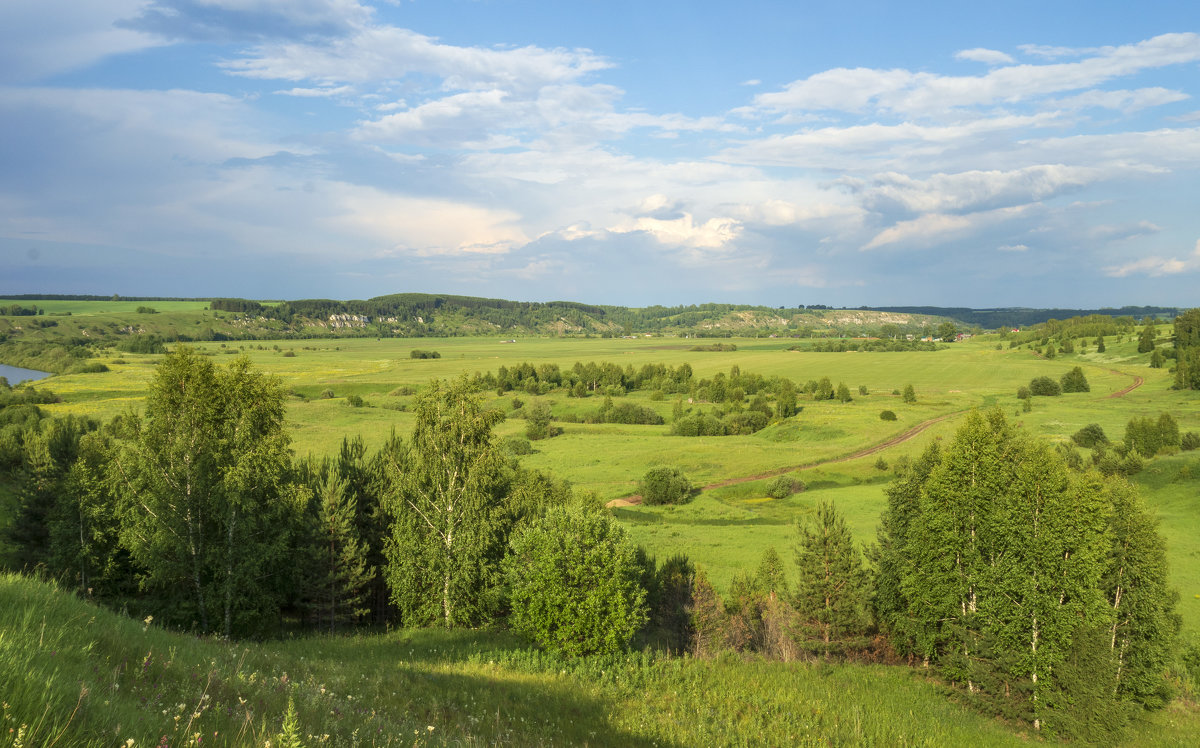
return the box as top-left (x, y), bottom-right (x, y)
top-left (0, 363), bottom-right (53, 385)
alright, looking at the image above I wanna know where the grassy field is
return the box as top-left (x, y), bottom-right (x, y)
top-left (5, 571), bottom-right (1198, 747)
top-left (30, 331), bottom-right (1200, 617)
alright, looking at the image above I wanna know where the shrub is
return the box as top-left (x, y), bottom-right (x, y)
top-left (858, 385), bottom-right (869, 396)
top-left (670, 413), bottom-right (726, 436)
top-left (75, 362), bottom-right (110, 374)
top-left (724, 410), bottom-right (769, 435)
top-left (766, 475), bottom-right (798, 499)
top-left (501, 436), bottom-right (534, 455)
top-left (1029, 376), bottom-right (1061, 396)
top-left (1182, 432), bottom-right (1200, 451)
top-left (388, 385), bottom-right (417, 396)
top-left (601, 401), bottom-right (665, 425)
top-left (879, 410), bottom-right (897, 421)
top-left (1016, 385), bottom-right (1032, 400)
top-left (135, 305), bottom-right (157, 314)
top-left (1060, 367), bottom-right (1090, 393)
top-left (504, 507), bottom-right (648, 656)
top-left (1072, 424), bottom-right (1109, 448)
top-left (319, 389), bottom-right (334, 399)
top-left (525, 400), bottom-right (553, 440)
top-left (410, 349), bottom-right (441, 359)
top-left (118, 335), bottom-right (167, 354)
top-left (345, 394), bottom-right (364, 407)
top-left (639, 466), bottom-right (693, 505)
top-left (874, 456), bottom-right (889, 471)
top-left (281, 350), bottom-right (296, 357)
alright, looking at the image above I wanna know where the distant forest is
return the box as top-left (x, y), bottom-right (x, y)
top-left (860, 305), bottom-right (1179, 328)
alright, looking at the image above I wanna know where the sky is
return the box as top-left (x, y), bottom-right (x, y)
top-left (2, 1), bottom-right (1199, 308)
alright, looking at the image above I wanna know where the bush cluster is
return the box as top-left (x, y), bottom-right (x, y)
top-left (638, 466), bottom-right (693, 505)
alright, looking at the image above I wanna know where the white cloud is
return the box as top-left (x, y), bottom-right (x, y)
top-left (330, 183), bottom-right (529, 256)
top-left (955, 48), bottom-right (1015, 65)
top-left (610, 213), bottom-right (742, 250)
top-left (221, 25), bottom-right (610, 91)
top-left (846, 165), bottom-right (1098, 215)
top-left (862, 205), bottom-right (1032, 250)
top-left (0, 0), bottom-right (162, 83)
top-left (752, 33), bottom-right (1200, 117)
top-left (997, 244), bottom-right (1029, 252)
top-left (275, 85), bottom-right (355, 97)
top-left (741, 79), bottom-right (762, 86)
top-left (1051, 87), bottom-right (1187, 112)
top-left (1103, 239), bottom-right (1200, 277)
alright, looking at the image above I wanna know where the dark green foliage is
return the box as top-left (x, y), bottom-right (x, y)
top-left (1182, 431), bottom-right (1200, 451)
top-left (765, 475), bottom-right (797, 499)
top-left (1029, 376), bottom-right (1061, 396)
top-left (688, 568), bottom-right (726, 656)
top-left (815, 377), bottom-right (835, 401)
top-left (1059, 367), bottom-right (1090, 393)
top-left (410, 349), bottom-right (441, 359)
top-left (670, 413), bottom-right (726, 436)
top-left (1150, 348), bottom-right (1164, 368)
top-left (793, 501), bottom-right (869, 645)
top-left (645, 553), bottom-right (695, 652)
top-left (873, 410), bottom-right (1177, 730)
top-left (1176, 347), bottom-right (1200, 390)
top-left (524, 400), bottom-right (553, 440)
top-left (1124, 413), bottom-right (1179, 458)
top-left (593, 399), bottom-right (664, 426)
top-left (1097, 337), bottom-right (1106, 353)
top-left (1016, 385), bottom-right (1031, 400)
top-left (1072, 424), bottom-right (1108, 448)
top-left (1103, 480), bottom-right (1180, 708)
top-left (723, 410), bottom-right (768, 435)
top-left (500, 436), bottom-right (534, 455)
top-left (111, 348), bottom-right (297, 637)
top-left (638, 466), bottom-right (693, 505)
top-left (345, 394), bottom-right (364, 407)
top-left (117, 335), bottom-right (167, 354)
top-left (1045, 625), bottom-right (1130, 743)
top-left (902, 384), bottom-right (916, 403)
top-left (504, 507), bottom-right (647, 656)
top-left (74, 362), bottom-right (110, 374)
top-left (383, 377), bottom-right (508, 627)
top-left (879, 409), bottom-right (897, 421)
top-left (306, 472), bottom-right (373, 632)
top-left (836, 382), bottom-right (853, 403)
top-left (937, 321), bottom-right (957, 341)
top-left (1137, 324), bottom-right (1157, 353)
top-left (319, 388), bottom-right (334, 399)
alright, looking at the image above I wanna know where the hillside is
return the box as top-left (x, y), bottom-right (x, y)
top-left (0, 296), bottom-right (948, 373)
top-left (0, 571), bottom-right (1175, 747)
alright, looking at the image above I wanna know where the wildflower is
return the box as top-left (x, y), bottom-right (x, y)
top-left (427, 725), bottom-right (435, 732)
top-left (126, 740), bottom-right (136, 747)
top-left (143, 615), bottom-right (154, 631)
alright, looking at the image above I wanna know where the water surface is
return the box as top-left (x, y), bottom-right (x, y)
top-left (0, 363), bottom-right (53, 386)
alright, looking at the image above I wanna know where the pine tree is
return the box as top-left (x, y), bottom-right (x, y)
top-left (308, 471), bottom-right (373, 632)
top-left (794, 501), bottom-right (869, 645)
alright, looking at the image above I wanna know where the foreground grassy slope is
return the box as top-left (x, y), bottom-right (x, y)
top-left (8, 572), bottom-right (1199, 747)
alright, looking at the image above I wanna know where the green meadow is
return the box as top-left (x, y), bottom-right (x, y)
top-left (32, 329), bottom-right (1200, 629)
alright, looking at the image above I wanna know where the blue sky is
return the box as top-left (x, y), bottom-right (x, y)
top-left (2, 1), bottom-right (1199, 308)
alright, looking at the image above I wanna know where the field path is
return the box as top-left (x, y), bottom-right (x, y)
top-left (608, 411), bottom-right (959, 507)
top-left (1106, 371), bottom-right (1144, 399)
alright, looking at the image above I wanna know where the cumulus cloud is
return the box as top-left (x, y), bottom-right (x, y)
top-left (844, 165), bottom-right (1098, 216)
top-left (1104, 239), bottom-right (1200, 277)
top-left (955, 48), bottom-right (1015, 65)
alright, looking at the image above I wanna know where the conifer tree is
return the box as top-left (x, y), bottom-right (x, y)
top-left (794, 501), bottom-right (869, 644)
top-left (308, 471), bottom-right (373, 632)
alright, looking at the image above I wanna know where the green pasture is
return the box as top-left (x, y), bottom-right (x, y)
top-left (0, 298), bottom-right (211, 316)
top-left (28, 332), bottom-right (1200, 616)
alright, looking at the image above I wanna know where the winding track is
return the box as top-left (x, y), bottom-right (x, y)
top-left (610, 358), bottom-right (1147, 508)
top-left (610, 412), bottom-right (958, 507)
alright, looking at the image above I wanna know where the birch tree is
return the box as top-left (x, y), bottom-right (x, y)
top-left (384, 377), bottom-right (507, 627)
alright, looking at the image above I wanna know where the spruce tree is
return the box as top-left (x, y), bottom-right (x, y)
top-left (308, 471), bottom-right (373, 632)
top-left (794, 501), bottom-right (869, 645)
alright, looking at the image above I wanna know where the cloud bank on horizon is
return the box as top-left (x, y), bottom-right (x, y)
top-left (1, 0), bottom-right (1199, 307)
